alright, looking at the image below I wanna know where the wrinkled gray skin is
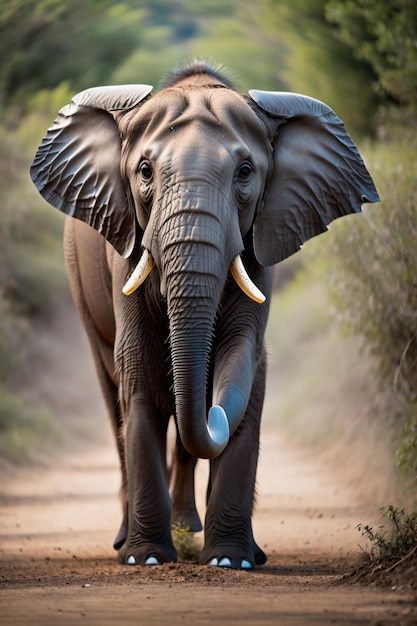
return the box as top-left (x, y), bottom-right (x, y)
top-left (31, 62), bottom-right (379, 569)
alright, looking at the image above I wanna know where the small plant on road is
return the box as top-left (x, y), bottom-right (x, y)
top-left (358, 505), bottom-right (417, 564)
top-left (171, 525), bottom-right (201, 562)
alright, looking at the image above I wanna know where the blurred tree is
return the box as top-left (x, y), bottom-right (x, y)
top-left (4, 0), bottom-right (415, 133)
top-left (326, 0), bottom-right (417, 109)
top-left (323, 134), bottom-right (417, 474)
top-left (189, 6), bottom-right (286, 91)
top-left (260, 0), bottom-right (379, 136)
top-left (110, 1), bottom-right (286, 92)
top-left (0, 0), bottom-right (145, 110)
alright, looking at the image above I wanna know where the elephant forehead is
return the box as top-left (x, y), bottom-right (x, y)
top-left (127, 87), bottom-right (266, 151)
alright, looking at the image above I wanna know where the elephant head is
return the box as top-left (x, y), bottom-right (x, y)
top-left (30, 62), bottom-right (379, 460)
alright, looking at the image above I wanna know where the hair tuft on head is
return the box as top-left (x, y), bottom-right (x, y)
top-left (160, 60), bottom-right (236, 90)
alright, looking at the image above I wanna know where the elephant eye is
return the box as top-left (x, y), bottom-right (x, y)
top-left (139, 161), bottom-right (153, 181)
top-left (237, 162), bottom-right (252, 180)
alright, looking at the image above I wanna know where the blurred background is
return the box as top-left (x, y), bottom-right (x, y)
top-left (1, 0), bottom-right (416, 508)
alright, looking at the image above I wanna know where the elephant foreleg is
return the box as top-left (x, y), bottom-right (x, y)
top-left (118, 392), bottom-right (177, 566)
top-left (200, 353), bottom-right (267, 569)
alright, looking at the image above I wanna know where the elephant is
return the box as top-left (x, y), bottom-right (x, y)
top-left (30, 61), bottom-right (379, 569)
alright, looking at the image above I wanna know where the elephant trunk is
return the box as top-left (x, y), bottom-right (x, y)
top-left (153, 184), bottom-right (235, 455)
top-left (170, 323), bottom-right (230, 459)
top-left (164, 231), bottom-right (231, 458)
top-left (141, 187), bottom-right (251, 459)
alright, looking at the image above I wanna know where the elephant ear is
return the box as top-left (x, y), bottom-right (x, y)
top-left (248, 89), bottom-right (380, 266)
top-left (30, 84), bottom-right (153, 258)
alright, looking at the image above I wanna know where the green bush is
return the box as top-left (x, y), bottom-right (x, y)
top-left (358, 505), bottom-right (417, 564)
top-left (0, 386), bottom-right (60, 464)
top-left (0, 292), bottom-right (31, 385)
top-left (327, 0), bottom-right (417, 110)
top-left (397, 410), bottom-right (417, 475)
top-left (0, 92), bottom-right (68, 464)
top-left (325, 133), bottom-right (417, 475)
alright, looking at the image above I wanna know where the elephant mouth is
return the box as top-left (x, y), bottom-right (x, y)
top-left (122, 250), bottom-right (266, 303)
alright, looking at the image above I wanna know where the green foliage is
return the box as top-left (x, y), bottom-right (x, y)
top-left (18, 82), bottom-right (74, 142)
top-left (171, 525), bottom-right (201, 562)
top-left (189, 10), bottom-right (285, 91)
top-left (397, 410), bottom-right (417, 475)
top-left (0, 121), bottom-right (66, 319)
top-left (359, 506), bottom-right (417, 563)
top-left (327, 136), bottom-right (417, 402)
top-left (266, 263), bottom-right (401, 505)
top-left (0, 386), bottom-right (59, 463)
top-left (111, 2), bottom-right (284, 92)
top-left (109, 40), bottom-right (185, 88)
top-left (0, 85), bottom-right (67, 462)
top-left (263, 0), bottom-right (379, 136)
top-left (0, 0), bottom-right (143, 108)
top-left (1, 0), bottom-right (394, 135)
top-left (0, 291), bottom-right (30, 385)
top-left (324, 134), bottom-right (417, 476)
top-left (1, 0), bottom-right (416, 485)
top-left (327, 0), bottom-right (417, 109)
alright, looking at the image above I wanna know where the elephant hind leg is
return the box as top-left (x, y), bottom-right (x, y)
top-left (90, 353), bottom-right (129, 552)
top-left (88, 348), bottom-right (128, 551)
top-left (119, 394), bottom-right (177, 566)
top-left (64, 219), bottom-right (127, 550)
top-left (169, 430), bottom-right (203, 533)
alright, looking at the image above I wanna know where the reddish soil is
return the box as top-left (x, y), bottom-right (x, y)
top-left (1, 427), bottom-right (417, 625)
top-left (1, 299), bottom-right (416, 625)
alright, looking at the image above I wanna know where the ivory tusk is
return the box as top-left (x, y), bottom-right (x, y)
top-left (123, 250), bottom-right (154, 296)
top-left (230, 255), bottom-right (266, 304)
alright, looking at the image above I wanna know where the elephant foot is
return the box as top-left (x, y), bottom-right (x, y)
top-left (199, 543), bottom-right (265, 570)
top-left (199, 535), bottom-right (267, 570)
top-left (127, 555), bottom-right (160, 566)
top-left (118, 541), bottom-right (177, 566)
top-left (208, 556), bottom-right (253, 570)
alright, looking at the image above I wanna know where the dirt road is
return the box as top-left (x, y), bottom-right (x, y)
top-left (0, 301), bottom-right (416, 625)
top-left (1, 423), bottom-right (416, 625)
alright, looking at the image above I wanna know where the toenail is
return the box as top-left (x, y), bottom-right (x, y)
top-left (145, 556), bottom-right (159, 565)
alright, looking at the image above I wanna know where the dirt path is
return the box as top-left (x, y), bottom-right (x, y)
top-left (1, 424), bottom-right (416, 625)
top-left (1, 301), bottom-right (416, 625)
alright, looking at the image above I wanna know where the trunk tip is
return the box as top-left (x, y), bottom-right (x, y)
top-left (207, 405), bottom-right (230, 451)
